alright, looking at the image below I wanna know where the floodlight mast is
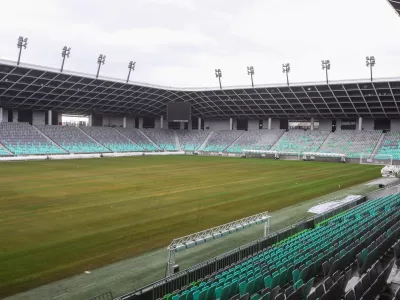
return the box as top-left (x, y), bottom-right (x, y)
top-left (215, 69), bottom-right (222, 89)
top-left (127, 61), bottom-right (136, 83)
top-left (321, 60), bottom-right (331, 84)
top-left (282, 63), bottom-right (290, 86)
top-left (247, 66), bottom-right (255, 87)
top-left (96, 54), bottom-right (106, 79)
top-left (61, 46), bottom-right (71, 73)
top-left (16, 36), bottom-right (28, 66)
top-left (166, 211), bottom-right (270, 277)
top-left (366, 56), bottom-right (376, 82)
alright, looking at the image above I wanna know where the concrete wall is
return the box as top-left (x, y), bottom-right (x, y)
top-left (13, 110), bottom-right (18, 123)
top-left (336, 119), bottom-right (342, 131)
top-left (32, 111), bottom-right (46, 125)
top-left (391, 120), bottom-right (400, 131)
top-left (102, 115), bottom-right (124, 127)
top-left (204, 119), bottom-right (230, 130)
top-left (155, 118), bottom-right (161, 129)
top-left (318, 120), bottom-right (332, 131)
top-left (363, 119), bottom-right (374, 131)
top-left (248, 120), bottom-right (259, 130)
top-left (2, 109), bottom-right (8, 122)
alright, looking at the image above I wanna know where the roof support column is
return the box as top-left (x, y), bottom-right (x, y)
top-left (268, 118), bottom-right (272, 130)
top-left (358, 117), bottom-right (363, 131)
top-left (198, 118), bottom-right (201, 131)
top-left (88, 114), bottom-right (92, 127)
top-left (188, 120), bottom-right (192, 131)
top-left (0, 107), bottom-right (3, 123)
top-left (139, 117), bottom-right (143, 129)
top-left (180, 122), bottom-right (184, 130)
top-left (123, 116), bottom-right (127, 128)
top-left (229, 118), bottom-right (233, 130)
top-left (160, 115), bottom-right (164, 129)
top-left (311, 117), bottom-right (314, 130)
top-left (47, 110), bottom-right (52, 125)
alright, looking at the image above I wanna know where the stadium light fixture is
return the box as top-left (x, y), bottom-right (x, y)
top-left (60, 46), bottom-right (71, 73)
top-left (16, 36), bottom-right (28, 66)
top-left (215, 68), bottom-right (222, 89)
top-left (96, 54), bottom-right (106, 79)
top-left (366, 56), bottom-right (376, 82)
top-left (247, 66), bottom-right (255, 87)
top-left (166, 211), bottom-right (270, 276)
top-left (321, 60), bottom-right (331, 84)
top-left (127, 61), bottom-right (136, 83)
top-left (282, 63), bottom-right (290, 86)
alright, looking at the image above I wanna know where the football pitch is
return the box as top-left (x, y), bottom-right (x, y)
top-left (0, 156), bottom-right (381, 297)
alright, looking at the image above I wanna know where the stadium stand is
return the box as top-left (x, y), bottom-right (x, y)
top-left (115, 128), bottom-right (159, 151)
top-left (79, 126), bottom-right (142, 152)
top-left (0, 144), bottom-right (12, 156)
top-left (176, 130), bottom-right (210, 151)
top-left (271, 130), bottom-right (329, 154)
top-left (202, 130), bottom-right (244, 152)
top-left (163, 193), bottom-right (400, 300)
top-left (36, 125), bottom-right (110, 153)
top-left (318, 130), bottom-right (382, 158)
top-left (0, 123), bottom-right (65, 155)
top-left (374, 131), bottom-right (400, 160)
top-left (142, 129), bottom-right (178, 151)
top-left (226, 130), bottom-right (285, 153)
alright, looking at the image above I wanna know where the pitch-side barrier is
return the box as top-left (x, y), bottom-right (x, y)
top-left (0, 151), bottom-right (185, 162)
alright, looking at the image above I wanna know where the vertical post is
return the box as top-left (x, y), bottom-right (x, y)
top-left (229, 118), bottom-right (233, 130)
top-left (0, 107), bottom-right (3, 123)
top-left (310, 117), bottom-right (314, 130)
top-left (88, 114), bottom-right (92, 126)
top-left (268, 118), bottom-right (272, 130)
top-left (160, 115), bottom-right (164, 129)
top-left (61, 56), bottom-right (66, 73)
top-left (123, 116), bottom-right (127, 128)
top-left (48, 110), bottom-right (52, 125)
top-left (198, 117), bottom-right (201, 131)
top-left (286, 73), bottom-right (289, 87)
top-left (358, 117), bottom-right (363, 131)
top-left (180, 122), bottom-right (184, 130)
top-left (139, 117), bottom-right (143, 129)
top-left (264, 218), bottom-right (270, 237)
top-left (166, 249), bottom-right (176, 277)
top-left (326, 68), bottom-right (329, 85)
top-left (251, 74), bottom-right (254, 88)
top-left (218, 77), bottom-right (222, 89)
top-left (17, 47), bottom-right (23, 66)
top-left (370, 65), bottom-right (373, 82)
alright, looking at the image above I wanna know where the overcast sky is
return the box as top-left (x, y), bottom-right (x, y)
top-left (1, 0), bottom-right (400, 88)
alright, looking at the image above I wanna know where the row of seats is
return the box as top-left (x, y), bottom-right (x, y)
top-left (202, 131), bottom-right (244, 152)
top-left (176, 130), bottom-right (210, 151)
top-left (271, 130), bottom-right (329, 154)
top-left (115, 128), bottom-right (159, 151)
top-left (165, 193), bottom-right (400, 300)
top-left (36, 125), bottom-right (110, 154)
top-left (318, 130), bottom-right (382, 159)
top-left (80, 126), bottom-right (142, 152)
top-left (0, 123), bottom-right (66, 155)
top-left (226, 130), bottom-right (285, 153)
top-left (0, 124), bottom-right (398, 158)
top-left (375, 132), bottom-right (400, 160)
top-left (142, 129), bottom-right (178, 151)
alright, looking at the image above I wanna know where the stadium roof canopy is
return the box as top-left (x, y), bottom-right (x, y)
top-left (1, 59), bottom-right (400, 120)
top-left (387, 0), bottom-right (400, 16)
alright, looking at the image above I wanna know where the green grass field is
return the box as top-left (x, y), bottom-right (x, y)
top-left (0, 156), bottom-right (381, 297)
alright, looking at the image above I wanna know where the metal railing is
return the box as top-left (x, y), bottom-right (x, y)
top-left (118, 194), bottom-right (367, 300)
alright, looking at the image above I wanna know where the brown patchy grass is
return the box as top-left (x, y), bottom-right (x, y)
top-left (0, 156), bottom-right (381, 297)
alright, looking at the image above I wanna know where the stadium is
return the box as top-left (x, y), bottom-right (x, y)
top-left (1, 1), bottom-right (400, 300)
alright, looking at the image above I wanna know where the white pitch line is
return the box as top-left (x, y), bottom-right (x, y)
top-left (82, 282), bottom-right (96, 289)
top-left (53, 292), bottom-right (68, 299)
